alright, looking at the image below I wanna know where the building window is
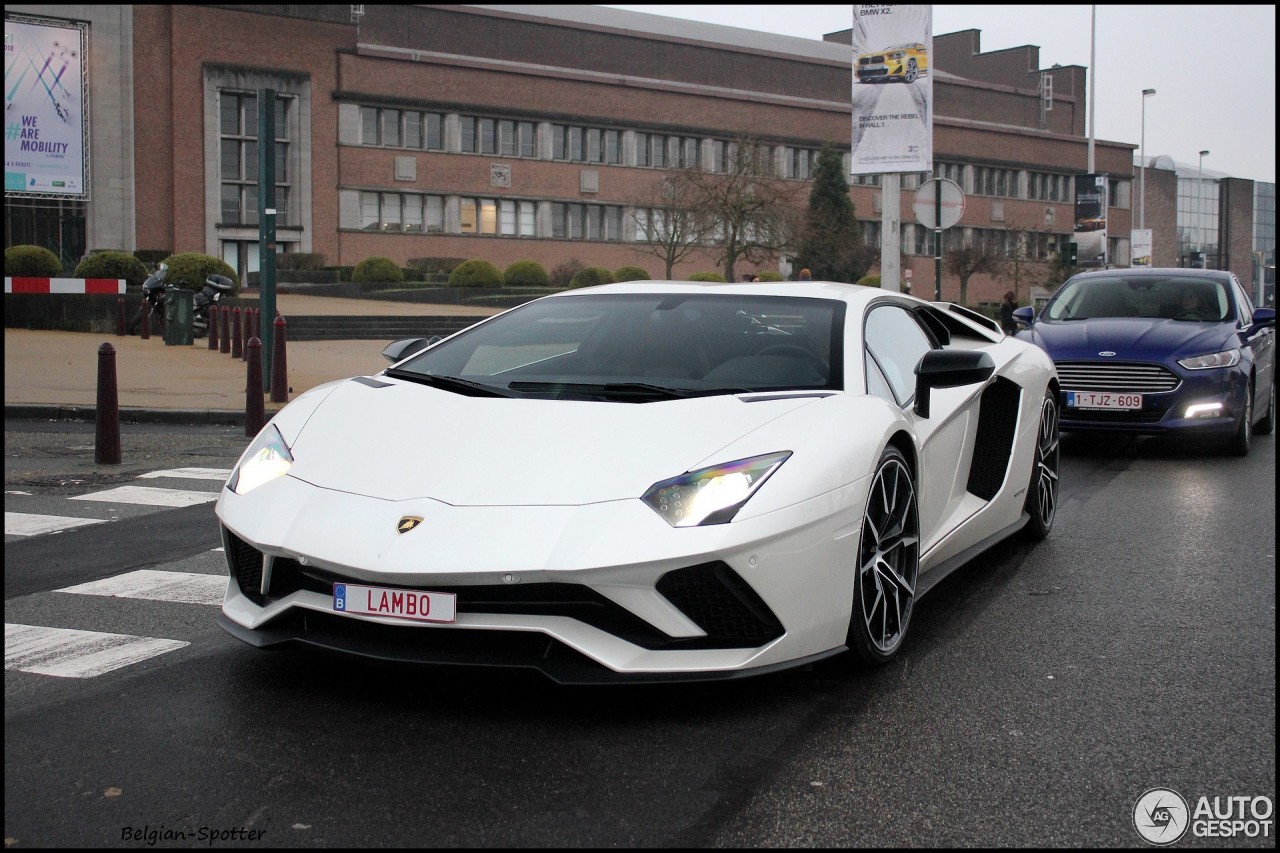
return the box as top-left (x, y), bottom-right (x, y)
top-left (220, 91), bottom-right (290, 226)
top-left (635, 132), bottom-right (651, 167)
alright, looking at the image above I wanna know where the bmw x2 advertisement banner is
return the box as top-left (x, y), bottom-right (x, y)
top-left (1073, 173), bottom-right (1109, 268)
top-left (849, 5), bottom-right (933, 175)
top-left (4, 16), bottom-right (89, 199)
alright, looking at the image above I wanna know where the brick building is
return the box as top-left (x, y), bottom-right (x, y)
top-left (4, 4), bottom-right (1261, 305)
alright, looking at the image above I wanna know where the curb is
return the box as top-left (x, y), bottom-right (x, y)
top-left (5, 404), bottom-right (267, 427)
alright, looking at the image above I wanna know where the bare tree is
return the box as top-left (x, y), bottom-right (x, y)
top-left (944, 236), bottom-right (1007, 306)
top-left (626, 173), bottom-right (717, 279)
top-left (666, 138), bottom-right (805, 282)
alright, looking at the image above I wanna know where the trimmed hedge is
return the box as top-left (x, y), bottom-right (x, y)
top-left (74, 251), bottom-right (149, 291)
top-left (614, 265), bottom-right (650, 282)
top-left (5, 245), bottom-right (63, 277)
top-left (162, 252), bottom-right (241, 294)
top-left (133, 249), bottom-right (171, 270)
top-left (449, 259), bottom-right (503, 288)
top-left (856, 275), bottom-right (882, 287)
top-left (756, 270), bottom-right (785, 282)
top-left (408, 256), bottom-right (467, 275)
top-left (689, 271), bottom-right (727, 282)
top-left (504, 260), bottom-right (550, 288)
top-left (569, 266), bottom-right (615, 289)
top-left (352, 256), bottom-right (404, 284)
top-left (549, 258), bottom-right (585, 289)
top-left (277, 252), bottom-right (327, 271)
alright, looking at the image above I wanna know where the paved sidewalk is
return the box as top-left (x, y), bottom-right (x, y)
top-left (4, 293), bottom-right (499, 425)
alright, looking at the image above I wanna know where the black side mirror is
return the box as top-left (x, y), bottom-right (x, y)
top-left (381, 336), bottom-right (442, 364)
top-left (1012, 306), bottom-right (1035, 328)
top-left (1250, 307), bottom-right (1275, 328)
top-left (914, 349), bottom-right (995, 418)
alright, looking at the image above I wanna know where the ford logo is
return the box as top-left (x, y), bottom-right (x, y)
top-left (1098, 351), bottom-right (1116, 357)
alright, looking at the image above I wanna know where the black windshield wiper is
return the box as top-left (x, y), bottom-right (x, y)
top-left (384, 369), bottom-right (516, 398)
top-left (507, 381), bottom-right (740, 401)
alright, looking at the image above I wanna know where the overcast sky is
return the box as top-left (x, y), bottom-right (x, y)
top-left (605, 5), bottom-right (1277, 184)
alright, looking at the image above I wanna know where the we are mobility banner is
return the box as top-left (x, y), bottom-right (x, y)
top-left (1072, 174), bottom-right (1109, 268)
top-left (849, 5), bottom-right (933, 175)
top-left (4, 16), bottom-right (88, 198)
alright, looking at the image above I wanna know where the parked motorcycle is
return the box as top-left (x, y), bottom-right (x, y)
top-left (128, 263), bottom-right (170, 335)
top-left (193, 274), bottom-right (235, 339)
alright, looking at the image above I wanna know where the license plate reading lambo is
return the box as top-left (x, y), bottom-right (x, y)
top-left (333, 583), bottom-right (456, 623)
top-left (1067, 391), bottom-right (1143, 410)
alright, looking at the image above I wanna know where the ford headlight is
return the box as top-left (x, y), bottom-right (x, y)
top-left (1178, 349), bottom-right (1240, 370)
top-left (642, 451), bottom-right (791, 527)
top-left (227, 424), bottom-right (293, 495)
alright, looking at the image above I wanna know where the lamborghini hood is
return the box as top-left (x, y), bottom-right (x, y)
top-left (281, 376), bottom-right (819, 505)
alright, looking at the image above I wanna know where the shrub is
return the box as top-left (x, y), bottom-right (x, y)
top-left (504, 260), bottom-right (549, 288)
top-left (352, 256), bottom-right (404, 284)
top-left (756, 270), bottom-right (785, 282)
top-left (162, 252), bottom-right (241, 294)
top-left (613, 265), bottom-right (650, 282)
top-left (133, 249), bottom-right (171, 270)
top-left (407, 257), bottom-right (467, 275)
top-left (73, 250), bottom-right (149, 291)
top-left (549, 258), bottom-right (585, 289)
top-left (448, 259), bottom-right (502, 288)
top-left (5, 245), bottom-right (63, 277)
top-left (688, 271), bottom-right (727, 282)
top-left (276, 252), bottom-right (327, 271)
top-left (569, 266), bottom-right (615, 289)
top-left (856, 274), bottom-right (882, 287)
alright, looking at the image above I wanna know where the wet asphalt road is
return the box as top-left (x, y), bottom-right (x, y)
top-left (4, 420), bottom-right (1275, 847)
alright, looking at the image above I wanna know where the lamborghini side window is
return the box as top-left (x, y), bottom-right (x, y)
top-left (865, 305), bottom-right (934, 405)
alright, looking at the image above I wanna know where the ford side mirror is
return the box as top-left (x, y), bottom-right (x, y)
top-left (1012, 306), bottom-right (1035, 327)
top-left (914, 349), bottom-right (995, 418)
top-left (1251, 307), bottom-right (1275, 328)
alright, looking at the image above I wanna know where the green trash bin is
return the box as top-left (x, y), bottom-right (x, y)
top-left (164, 288), bottom-right (195, 346)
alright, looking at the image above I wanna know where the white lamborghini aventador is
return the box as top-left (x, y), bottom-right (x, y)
top-left (216, 281), bottom-right (1060, 683)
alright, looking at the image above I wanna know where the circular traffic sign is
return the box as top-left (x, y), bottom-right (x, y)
top-left (914, 178), bottom-right (965, 230)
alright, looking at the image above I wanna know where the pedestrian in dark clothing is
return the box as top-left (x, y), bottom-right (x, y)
top-left (1000, 291), bottom-right (1018, 335)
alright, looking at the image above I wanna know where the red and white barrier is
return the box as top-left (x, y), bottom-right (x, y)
top-left (4, 277), bottom-right (126, 294)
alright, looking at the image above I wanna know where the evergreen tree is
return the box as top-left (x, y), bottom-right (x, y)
top-left (796, 145), bottom-right (874, 283)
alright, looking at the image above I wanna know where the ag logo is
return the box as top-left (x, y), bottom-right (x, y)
top-left (1134, 788), bottom-right (1189, 845)
top-left (397, 515), bottom-right (424, 534)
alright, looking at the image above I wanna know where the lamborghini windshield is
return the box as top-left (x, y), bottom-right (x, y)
top-left (386, 293), bottom-right (845, 401)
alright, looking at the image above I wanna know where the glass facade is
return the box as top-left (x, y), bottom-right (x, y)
top-left (1177, 174), bottom-right (1219, 269)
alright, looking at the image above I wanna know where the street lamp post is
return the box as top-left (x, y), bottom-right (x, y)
top-left (1139, 88), bottom-right (1155, 230)
top-left (1197, 149), bottom-right (1210, 268)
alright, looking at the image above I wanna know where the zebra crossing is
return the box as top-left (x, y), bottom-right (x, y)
top-left (5, 467), bottom-right (234, 680)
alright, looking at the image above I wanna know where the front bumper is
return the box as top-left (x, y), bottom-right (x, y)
top-left (1059, 365), bottom-right (1247, 436)
top-left (215, 473), bottom-right (866, 684)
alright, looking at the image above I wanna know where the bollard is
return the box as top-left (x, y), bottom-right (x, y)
top-left (245, 337), bottom-right (265, 437)
top-left (95, 343), bottom-right (122, 464)
top-left (116, 298), bottom-right (125, 337)
top-left (208, 300), bottom-right (219, 350)
top-left (220, 306), bottom-right (231, 354)
top-left (241, 306), bottom-right (251, 362)
top-left (140, 304), bottom-right (151, 340)
top-left (230, 307), bottom-right (243, 359)
top-left (270, 314), bottom-right (289, 403)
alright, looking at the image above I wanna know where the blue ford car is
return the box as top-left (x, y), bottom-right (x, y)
top-left (1014, 268), bottom-right (1275, 455)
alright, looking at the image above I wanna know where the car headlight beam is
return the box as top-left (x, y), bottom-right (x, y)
top-left (228, 424), bottom-right (294, 495)
top-left (642, 451), bottom-right (791, 527)
top-left (1178, 348), bottom-right (1240, 370)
